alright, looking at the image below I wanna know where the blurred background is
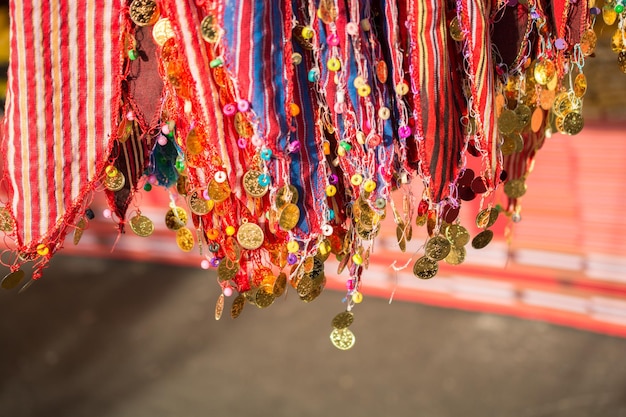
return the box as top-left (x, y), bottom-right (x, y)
top-left (1, 6), bottom-right (626, 417)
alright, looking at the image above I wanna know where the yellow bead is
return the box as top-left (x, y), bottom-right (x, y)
top-left (287, 240), bottom-right (299, 253)
top-left (350, 174), bottom-right (363, 186)
top-left (289, 103), bottom-right (301, 117)
top-left (352, 291), bottom-right (363, 303)
top-left (352, 253), bottom-right (363, 265)
top-left (353, 76), bottom-right (366, 88)
top-left (319, 240), bottom-right (331, 255)
top-left (363, 179), bottom-right (376, 192)
top-left (301, 26), bottom-right (314, 40)
top-left (36, 243), bottom-right (49, 256)
top-left (356, 131), bottom-right (366, 144)
top-left (357, 84), bottom-right (371, 97)
top-left (395, 82), bottom-right (409, 96)
top-left (105, 165), bottom-right (118, 177)
top-left (327, 57), bottom-right (341, 71)
top-left (326, 185), bottom-right (337, 197)
top-left (337, 146), bottom-right (346, 157)
top-left (225, 225), bottom-right (236, 236)
top-left (206, 200), bottom-right (215, 211)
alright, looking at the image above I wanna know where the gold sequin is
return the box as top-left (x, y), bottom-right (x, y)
top-left (187, 189), bottom-right (212, 215)
top-left (0, 208), bottom-right (14, 232)
top-left (243, 170), bottom-right (269, 198)
top-left (330, 328), bottom-right (356, 350)
top-left (275, 185), bottom-right (299, 208)
top-left (562, 112), bottom-right (584, 135)
top-left (476, 208), bottom-right (499, 229)
top-left (104, 171), bottom-right (125, 192)
top-left (446, 224), bottom-right (470, 247)
top-left (273, 272), bottom-right (287, 297)
top-left (164, 207), bottom-right (188, 231)
top-left (217, 258), bottom-right (240, 282)
top-left (236, 221), bottom-right (264, 250)
top-left (425, 236), bottom-right (451, 261)
top-left (255, 287), bottom-right (276, 308)
top-left (130, 214), bottom-right (155, 237)
top-left (215, 293), bottom-right (224, 320)
top-left (332, 311), bottom-right (354, 329)
top-left (278, 203), bottom-right (300, 231)
top-left (129, 0), bottom-right (160, 27)
top-left (152, 18), bottom-right (175, 46)
top-left (504, 178), bottom-right (527, 199)
top-left (444, 245), bottom-right (466, 265)
top-left (1, 269), bottom-right (24, 290)
top-left (207, 178), bottom-right (231, 202)
top-left (231, 294), bottom-right (246, 319)
top-left (413, 256), bottom-right (439, 280)
top-left (175, 227), bottom-right (195, 252)
top-left (471, 229), bottom-right (494, 249)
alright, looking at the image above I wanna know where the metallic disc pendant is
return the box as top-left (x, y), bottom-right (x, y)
top-left (223, 237), bottom-right (242, 262)
top-left (296, 274), bottom-right (314, 297)
top-left (130, 214), bottom-right (154, 237)
top-left (73, 217), bottom-right (87, 245)
top-left (476, 208), bottom-right (499, 229)
top-left (231, 294), bottom-right (246, 319)
top-left (0, 208), bottom-right (14, 232)
top-left (275, 185), bottom-right (299, 208)
top-left (152, 18), bottom-right (174, 46)
top-left (332, 311), bottom-right (354, 329)
top-left (449, 16), bottom-right (464, 41)
top-left (500, 135), bottom-right (516, 156)
top-left (504, 179), bottom-right (527, 199)
top-left (236, 222), bottom-right (264, 250)
top-left (531, 107), bottom-right (544, 132)
top-left (207, 179), bottom-right (231, 203)
top-left (425, 235), bottom-right (451, 261)
top-left (515, 104), bottom-right (532, 130)
top-left (498, 109), bottom-right (518, 135)
top-left (255, 287), bottom-right (275, 309)
top-left (129, 0), bottom-right (160, 27)
top-left (534, 59), bottom-right (556, 85)
top-left (217, 258), bottom-right (239, 282)
top-left (573, 73), bottom-right (587, 98)
top-left (200, 15), bottom-right (219, 43)
top-left (175, 227), bottom-right (195, 252)
top-left (413, 256), bottom-right (439, 280)
top-left (445, 245), bottom-right (466, 265)
top-left (188, 189), bottom-right (212, 215)
top-left (215, 294), bottom-right (224, 320)
top-left (104, 171), bottom-right (125, 192)
top-left (396, 222), bottom-right (407, 252)
top-left (278, 203), bottom-right (300, 231)
top-left (273, 272), bottom-right (287, 297)
top-left (471, 229), bottom-right (494, 249)
top-left (562, 112), bottom-right (584, 135)
top-left (243, 170), bottom-right (269, 198)
top-left (234, 112), bottom-right (254, 138)
top-left (579, 28), bottom-right (597, 56)
top-left (1, 269), bottom-right (25, 290)
top-left (446, 224), bottom-right (470, 247)
top-left (330, 328), bottom-right (356, 350)
top-left (164, 207), bottom-right (188, 231)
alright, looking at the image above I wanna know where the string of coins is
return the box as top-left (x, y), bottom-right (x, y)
top-left (0, 0), bottom-right (616, 350)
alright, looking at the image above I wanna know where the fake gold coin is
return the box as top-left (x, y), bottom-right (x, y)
top-left (476, 208), bottom-right (499, 229)
top-left (471, 229), bottom-right (494, 249)
top-left (217, 258), bottom-right (240, 282)
top-left (501, 136), bottom-right (516, 156)
top-left (129, 0), bottom-right (159, 26)
top-left (498, 109), bottom-right (518, 135)
top-left (573, 73), bottom-right (587, 98)
top-left (236, 221), bottom-right (264, 250)
top-left (562, 112), bottom-right (584, 135)
top-left (234, 112), bottom-right (254, 138)
top-left (446, 224), bottom-right (470, 247)
top-left (515, 104), bottom-right (532, 130)
top-left (444, 245), bottom-right (466, 265)
top-left (164, 207), bottom-right (187, 231)
top-left (504, 178), bottom-right (527, 199)
top-left (449, 16), bottom-right (464, 41)
top-left (152, 18), bottom-right (175, 46)
top-left (207, 178), bottom-right (231, 202)
top-left (130, 214), bottom-right (154, 237)
top-left (534, 59), bottom-right (556, 85)
top-left (231, 294), bottom-right (246, 319)
top-left (0, 208), bottom-right (14, 232)
top-left (396, 221), bottom-right (407, 252)
top-left (73, 218), bottom-right (86, 245)
top-left (243, 170), bottom-right (269, 198)
top-left (425, 235), bottom-right (451, 261)
top-left (330, 328), bottom-right (355, 350)
top-left (332, 311), bottom-right (354, 329)
top-left (275, 185), bottom-right (299, 208)
top-left (1, 269), bottom-right (24, 290)
top-left (296, 274), bottom-right (314, 297)
top-left (273, 272), bottom-right (287, 297)
top-left (215, 293), bottom-right (224, 320)
top-left (531, 107), bottom-right (544, 132)
top-left (104, 171), bottom-right (125, 192)
top-left (175, 227), bottom-right (195, 252)
top-left (200, 15), bottom-right (219, 43)
top-left (318, 0), bottom-right (338, 23)
top-left (224, 236), bottom-right (242, 262)
top-left (413, 256), bottom-right (439, 280)
top-left (580, 28), bottom-right (597, 56)
top-left (187, 189), bottom-right (212, 215)
top-left (255, 287), bottom-right (275, 308)
top-left (278, 203), bottom-right (300, 231)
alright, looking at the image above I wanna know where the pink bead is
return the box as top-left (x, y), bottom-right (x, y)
top-left (157, 135), bottom-right (168, 146)
top-left (148, 175), bottom-right (157, 184)
top-left (346, 22), bottom-right (358, 36)
top-left (126, 111), bottom-right (134, 121)
top-left (364, 120), bottom-right (371, 131)
top-left (200, 259), bottom-right (210, 269)
top-left (288, 141), bottom-right (300, 153)
top-left (161, 124), bottom-right (170, 135)
top-left (223, 287), bottom-right (233, 297)
top-left (251, 135), bottom-right (264, 147)
top-left (202, 189), bottom-right (210, 200)
top-left (237, 138), bottom-right (248, 149)
top-left (237, 100), bottom-right (250, 112)
top-left (223, 103), bottom-right (236, 116)
top-left (103, 208), bottom-right (112, 219)
top-left (327, 33), bottom-right (340, 46)
top-left (398, 125), bottom-right (412, 138)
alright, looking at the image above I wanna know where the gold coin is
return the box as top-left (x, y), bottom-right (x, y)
top-left (611, 28), bottom-right (625, 53)
top-left (476, 208), bottom-right (498, 229)
top-left (619, 52), bottom-right (626, 74)
top-left (534, 59), bottom-right (556, 85)
top-left (539, 89), bottom-right (556, 110)
top-left (573, 73), bottom-right (587, 98)
top-left (301, 285), bottom-right (322, 303)
top-left (580, 28), bottom-right (597, 56)
top-left (176, 175), bottom-right (188, 196)
top-left (553, 92), bottom-right (576, 117)
top-left (207, 178), bottom-right (231, 202)
top-left (129, 0), bottom-right (159, 26)
top-left (217, 258), bottom-right (239, 282)
top-left (425, 236), bottom-right (451, 261)
top-left (444, 245), bottom-right (466, 265)
top-left (296, 274), bottom-right (314, 297)
top-left (471, 229), bottom-right (494, 249)
top-left (130, 214), bottom-right (154, 237)
top-left (176, 227), bottom-right (195, 252)
top-left (546, 73), bottom-right (558, 91)
top-left (152, 18), bottom-right (174, 46)
top-left (278, 203), bottom-right (300, 231)
top-left (0, 208), bottom-right (14, 232)
top-left (234, 112), bottom-right (254, 138)
top-left (275, 185), bottom-right (299, 208)
top-left (504, 178), bottom-right (527, 199)
top-left (449, 16), bottom-right (464, 41)
top-left (187, 189), bottom-right (212, 215)
top-left (236, 222), bottom-right (264, 250)
top-left (531, 107), bottom-right (544, 132)
top-left (514, 133), bottom-right (525, 152)
top-left (231, 294), bottom-right (246, 319)
top-left (186, 128), bottom-right (203, 156)
top-left (104, 171), bottom-right (125, 192)
top-left (164, 206), bottom-right (187, 231)
top-left (555, 115), bottom-right (566, 134)
top-left (73, 217), bottom-right (86, 245)
top-left (413, 256), bottom-right (439, 280)
top-left (200, 15), bottom-right (219, 43)
top-left (273, 272), bottom-right (287, 297)
top-left (332, 311), bottom-right (354, 329)
top-left (500, 135), bottom-right (516, 156)
top-left (515, 104), bottom-right (532, 130)
top-left (215, 293), bottom-right (224, 320)
top-left (446, 224), bottom-right (470, 247)
top-left (223, 236), bottom-right (242, 262)
top-left (318, 0), bottom-right (338, 23)
top-left (498, 109), bottom-right (518, 135)
top-left (255, 287), bottom-right (275, 308)
top-left (243, 170), bottom-right (269, 198)
top-left (330, 328), bottom-right (355, 350)
top-left (396, 221), bottom-right (407, 252)
top-left (562, 112), bottom-right (584, 135)
top-left (1, 269), bottom-right (24, 290)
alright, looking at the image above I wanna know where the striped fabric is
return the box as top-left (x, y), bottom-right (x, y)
top-left (1, 0), bottom-right (123, 258)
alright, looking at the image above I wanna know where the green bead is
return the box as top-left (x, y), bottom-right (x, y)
top-left (175, 159), bottom-right (186, 172)
top-left (143, 183), bottom-right (152, 192)
top-left (210, 58), bottom-right (223, 68)
top-left (339, 141), bottom-right (352, 151)
top-left (615, 4), bottom-right (624, 13)
top-left (128, 49), bottom-right (138, 61)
